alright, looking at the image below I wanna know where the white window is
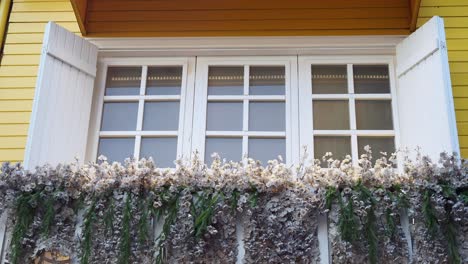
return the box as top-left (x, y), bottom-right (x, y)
top-left (92, 58), bottom-right (195, 167)
top-left (192, 57), bottom-right (298, 165)
top-left (298, 57), bottom-right (398, 164)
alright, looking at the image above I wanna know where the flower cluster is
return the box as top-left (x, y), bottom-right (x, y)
top-left (0, 150), bottom-right (466, 263)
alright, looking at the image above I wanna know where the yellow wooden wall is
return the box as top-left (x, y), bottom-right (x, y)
top-left (418, 0), bottom-right (468, 157)
top-left (0, 0), bottom-right (79, 163)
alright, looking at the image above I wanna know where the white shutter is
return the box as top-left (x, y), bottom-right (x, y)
top-left (24, 22), bottom-right (98, 169)
top-left (396, 16), bottom-right (459, 160)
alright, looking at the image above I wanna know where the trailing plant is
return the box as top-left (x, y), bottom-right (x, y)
top-left (422, 189), bottom-right (438, 237)
top-left (103, 195), bottom-right (115, 235)
top-left (137, 196), bottom-right (152, 244)
top-left (191, 191), bottom-right (222, 240)
top-left (41, 194), bottom-right (55, 237)
top-left (118, 193), bottom-right (132, 264)
top-left (80, 199), bottom-right (96, 264)
top-left (337, 196), bottom-right (358, 242)
top-left (10, 192), bottom-right (40, 264)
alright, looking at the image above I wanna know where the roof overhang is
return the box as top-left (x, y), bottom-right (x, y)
top-left (71, 0), bottom-right (421, 37)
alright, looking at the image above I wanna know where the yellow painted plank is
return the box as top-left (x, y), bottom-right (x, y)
top-left (419, 6), bottom-right (468, 17)
top-left (454, 98), bottom-right (468, 109)
top-left (452, 73), bottom-right (468, 85)
top-left (9, 12), bottom-right (76, 22)
top-left (0, 89), bottom-right (35, 100)
top-left (459, 135), bottom-right (468, 146)
top-left (422, 0), bottom-right (468, 6)
top-left (12, 2), bottom-right (73, 12)
top-left (0, 149), bottom-right (24, 161)
top-left (460, 148), bottom-right (468, 157)
top-left (2, 44), bottom-right (42, 55)
top-left (456, 110), bottom-right (468, 122)
top-left (447, 39), bottom-right (468, 51)
top-left (446, 29), bottom-right (468, 39)
top-left (457, 122), bottom-right (468, 136)
top-left (8, 22), bottom-right (80, 33)
top-left (0, 137), bottom-right (27, 149)
top-left (1, 55), bottom-right (40, 66)
top-left (5, 33), bottom-right (44, 44)
top-left (0, 124), bottom-right (29, 136)
top-left (449, 62), bottom-right (468, 73)
top-left (417, 17), bottom-right (468, 28)
top-left (448, 51), bottom-right (468, 62)
top-left (0, 100), bottom-right (33, 112)
top-left (0, 77), bottom-right (37, 88)
top-left (0, 112), bottom-right (31, 124)
top-left (453, 86), bottom-right (468, 98)
top-left (0, 66), bottom-right (39, 77)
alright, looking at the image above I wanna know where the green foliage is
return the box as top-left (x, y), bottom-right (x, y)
top-left (80, 199), bottom-right (96, 264)
top-left (422, 189), bottom-right (438, 237)
top-left (10, 192), bottom-right (40, 264)
top-left (191, 191), bottom-right (222, 240)
top-left (41, 195), bottom-right (55, 237)
top-left (337, 196), bottom-right (358, 243)
top-left (325, 187), bottom-right (338, 210)
top-left (445, 214), bottom-right (461, 264)
top-left (460, 190), bottom-right (468, 204)
top-left (138, 197), bottom-right (151, 244)
top-left (249, 190), bottom-right (258, 208)
top-left (103, 196), bottom-right (115, 235)
top-left (118, 193), bottom-right (132, 264)
top-left (355, 184), bottom-right (378, 264)
top-left (393, 184), bottom-right (409, 209)
top-left (229, 190), bottom-right (240, 213)
top-left (385, 208), bottom-right (396, 238)
top-left (155, 191), bottom-right (180, 264)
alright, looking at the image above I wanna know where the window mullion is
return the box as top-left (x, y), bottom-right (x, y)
top-left (134, 66), bottom-right (148, 160)
top-left (347, 64), bottom-right (359, 164)
top-left (242, 65), bottom-right (250, 160)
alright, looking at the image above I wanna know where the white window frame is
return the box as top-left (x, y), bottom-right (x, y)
top-left (86, 57), bottom-right (196, 164)
top-left (298, 55), bottom-right (400, 165)
top-left (192, 56), bottom-right (299, 165)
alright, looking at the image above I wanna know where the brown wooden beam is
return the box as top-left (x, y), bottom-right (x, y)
top-left (70, 0), bottom-right (88, 35)
top-left (409, 0), bottom-right (422, 31)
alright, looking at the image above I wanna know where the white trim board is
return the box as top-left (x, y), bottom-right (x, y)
top-left (88, 36), bottom-right (405, 57)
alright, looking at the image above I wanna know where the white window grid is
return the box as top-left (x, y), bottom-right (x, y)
top-left (88, 57), bottom-right (196, 164)
top-left (192, 57), bottom-right (299, 165)
top-left (298, 56), bottom-right (400, 165)
top-left (88, 56), bottom-right (398, 167)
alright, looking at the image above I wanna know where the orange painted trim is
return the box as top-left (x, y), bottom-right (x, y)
top-left (410, 0), bottom-right (422, 31)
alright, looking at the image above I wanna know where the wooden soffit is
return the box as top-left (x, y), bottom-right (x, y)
top-left (71, 0), bottom-right (420, 37)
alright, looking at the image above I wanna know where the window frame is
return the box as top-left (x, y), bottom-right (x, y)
top-left (191, 56), bottom-right (299, 165)
top-left (86, 57), bottom-right (196, 164)
top-left (298, 55), bottom-right (400, 165)
top-left (87, 55), bottom-right (400, 167)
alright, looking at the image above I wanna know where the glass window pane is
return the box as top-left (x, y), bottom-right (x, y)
top-left (105, 67), bottom-right (141, 96)
top-left (314, 136), bottom-right (351, 160)
top-left (205, 137), bottom-right (242, 164)
top-left (98, 138), bottom-right (135, 163)
top-left (208, 66), bottom-right (244, 95)
top-left (140, 137), bottom-right (177, 167)
top-left (358, 137), bottom-right (395, 159)
top-left (313, 100), bottom-right (349, 130)
top-left (249, 102), bottom-right (285, 131)
top-left (101, 102), bottom-right (138, 131)
top-left (249, 66), bottom-right (285, 95)
top-left (146, 66), bottom-right (182, 95)
top-left (356, 100), bottom-right (393, 130)
top-left (311, 65), bottom-right (348, 94)
top-left (143, 102), bottom-right (180, 131)
top-left (353, 65), bottom-right (390, 94)
top-left (249, 138), bottom-right (285, 164)
top-left (207, 102), bottom-right (243, 131)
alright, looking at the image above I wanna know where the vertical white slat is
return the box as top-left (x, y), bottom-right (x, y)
top-left (347, 64), bottom-right (359, 164)
top-left (191, 59), bottom-right (209, 161)
top-left (135, 66), bottom-right (147, 160)
top-left (24, 22), bottom-right (98, 169)
top-left (0, 210), bottom-right (9, 263)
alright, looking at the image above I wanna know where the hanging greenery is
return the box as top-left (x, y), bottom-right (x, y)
top-left (0, 150), bottom-right (466, 263)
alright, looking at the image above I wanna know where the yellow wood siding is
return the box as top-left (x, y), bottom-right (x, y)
top-left (418, 0), bottom-right (468, 157)
top-left (0, 0), bottom-right (79, 163)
